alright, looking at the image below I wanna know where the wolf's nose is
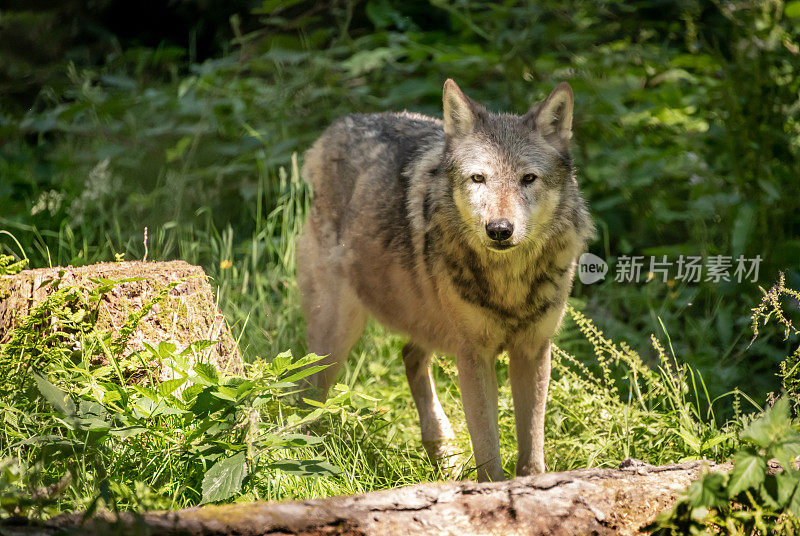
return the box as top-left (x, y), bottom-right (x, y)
top-left (486, 219), bottom-right (514, 241)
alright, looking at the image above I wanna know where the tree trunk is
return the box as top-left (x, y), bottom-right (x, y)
top-left (0, 260), bottom-right (242, 380)
top-left (13, 459), bottom-right (728, 536)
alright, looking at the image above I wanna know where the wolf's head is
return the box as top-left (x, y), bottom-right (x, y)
top-left (442, 79), bottom-right (578, 254)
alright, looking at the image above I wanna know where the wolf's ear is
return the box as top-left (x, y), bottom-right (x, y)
top-left (525, 82), bottom-right (574, 144)
top-left (443, 79), bottom-right (482, 137)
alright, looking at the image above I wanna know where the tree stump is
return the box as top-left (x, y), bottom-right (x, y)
top-left (6, 459), bottom-right (729, 536)
top-left (0, 261), bottom-right (242, 381)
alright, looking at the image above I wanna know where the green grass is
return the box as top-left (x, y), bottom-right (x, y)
top-left (0, 157), bottom-right (759, 519)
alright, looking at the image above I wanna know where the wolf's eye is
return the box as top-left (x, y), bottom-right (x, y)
top-left (470, 174), bottom-right (485, 183)
top-left (521, 173), bottom-right (537, 184)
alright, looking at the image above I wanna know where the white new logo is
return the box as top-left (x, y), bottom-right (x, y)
top-left (578, 252), bottom-right (608, 285)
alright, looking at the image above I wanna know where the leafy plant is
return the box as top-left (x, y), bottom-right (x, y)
top-left (2, 346), bottom-right (362, 515)
top-left (0, 271), bottom-right (360, 516)
top-left (0, 273), bottom-right (171, 396)
top-left (19, 350), bottom-right (346, 511)
top-left (649, 397), bottom-right (800, 535)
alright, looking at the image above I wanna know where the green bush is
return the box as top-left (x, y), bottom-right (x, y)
top-left (649, 397), bottom-right (800, 535)
top-left (0, 273), bottom-right (362, 516)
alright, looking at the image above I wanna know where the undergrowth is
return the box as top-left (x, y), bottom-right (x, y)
top-left (0, 272), bottom-right (370, 517)
top-left (649, 397), bottom-right (800, 536)
top-left (650, 274), bottom-right (800, 535)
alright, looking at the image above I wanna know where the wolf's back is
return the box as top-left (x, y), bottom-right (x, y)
top-left (301, 111), bottom-right (443, 240)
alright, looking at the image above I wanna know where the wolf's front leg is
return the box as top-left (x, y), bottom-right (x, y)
top-left (509, 339), bottom-right (551, 476)
top-left (455, 350), bottom-right (503, 482)
top-left (402, 342), bottom-right (456, 463)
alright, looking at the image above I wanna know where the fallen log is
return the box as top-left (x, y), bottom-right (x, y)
top-left (9, 459), bottom-right (729, 536)
top-left (0, 261), bottom-right (242, 381)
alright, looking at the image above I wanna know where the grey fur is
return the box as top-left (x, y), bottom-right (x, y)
top-left (297, 80), bottom-right (592, 482)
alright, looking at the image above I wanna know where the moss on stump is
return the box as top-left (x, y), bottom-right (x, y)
top-left (0, 260), bottom-right (242, 381)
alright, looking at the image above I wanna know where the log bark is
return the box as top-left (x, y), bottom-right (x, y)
top-left (9, 459), bottom-right (730, 536)
top-left (0, 260), bottom-right (242, 380)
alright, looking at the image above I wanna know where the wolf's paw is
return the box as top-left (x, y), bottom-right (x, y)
top-left (423, 440), bottom-right (465, 479)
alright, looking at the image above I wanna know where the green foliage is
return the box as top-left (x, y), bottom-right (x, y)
top-left (2, 350), bottom-right (352, 515)
top-left (1, 275), bottom-right (106, 393)
top-left (544, 306), bottom-right (737, 468)
top-left (649, 398), bottom-right (800, 535)
top-left (0, 273), bottom-right (360, 516)
top-left (0, 273), bottom-right (179, 396)
top-left (756, 273), bottom-right (800, 406)
top-left (201, 451), bottom-right (248, 504)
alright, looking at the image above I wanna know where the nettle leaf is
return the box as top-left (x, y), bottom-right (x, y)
top-left (158, 378), bottom-right (187, 397)
top-left (33, 372), bottom-right (76, 416)
top-left (200, 451), bottom-right (248, 504)
top-left (132, 385), bottom-right (159, 402)
top-left (289, 353), bottom-right (325, 372)
top-left (270, 459), bottom-right (340, 477)
top-left (741, 397), bottom-right (791, 448)
top-left (270, 351), bottom-right (293, 375)
top-left (189, 388), bottom-right (227, 416)
top-left (727, 450), bottom-right (767, 498)
top-left (133, 397), bottom-right (187, 418)
top-left (180, 340), bottom-right (217, 356)
top-left (768, 472), bottom-right (800, 512)
top-left (781, 473), bottom-right (800, 517)
top-left (194, 363), bottom-right (219, 385)
top-left (282, 365), bottom-right (327, 384)
top-left (234, 380), bottom-right (256, 398)
top-left (155, 341), bottom-right (178, 360)
top-left (770, 438), bottom-right (800, 472)
top-left (78, 400), bottom-right (107, 419)
top-left (761, 474), bottom-right (783, 510)
top-left (262, 382), bottom-right (294, 392)
top-left (212, 385), bottom-right (238, 402)
top-left (100, 382), bottom-right (127, 406)
top-left (267, 433), bottom-right (325, 448)
top-left (79, 416), bottom-right (111, 433)
top-left (181, 384), bottom-right (206, 403)
top-left (762, 472), bottom-right (800, 516)
top-left (686, 471), bottom-right (728, 508)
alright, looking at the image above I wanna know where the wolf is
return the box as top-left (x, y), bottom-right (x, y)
top-left (296, 79), bottom-right (592, 482)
